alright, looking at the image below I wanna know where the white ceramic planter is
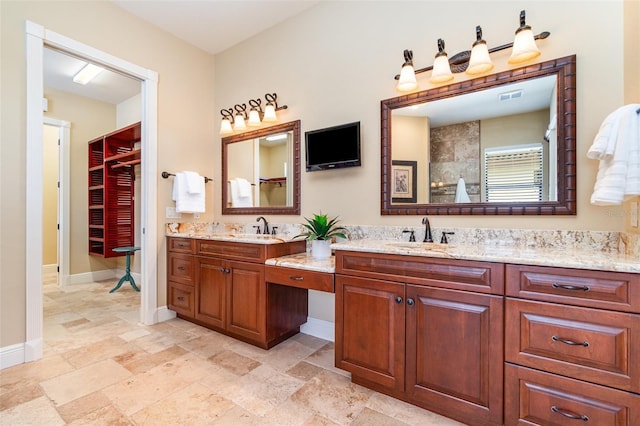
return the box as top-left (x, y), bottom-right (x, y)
top-left (311, 239), bottom-right (332, 259)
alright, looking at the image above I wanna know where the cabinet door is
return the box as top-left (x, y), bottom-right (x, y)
top-left (226, 260), bottom-right (266, 344)
top-left (406, 285), bottom-right (504, 425)
top-left (335, 274), bottom-right (405, 392)
top-left (196, 257), bottom-right (228, 329)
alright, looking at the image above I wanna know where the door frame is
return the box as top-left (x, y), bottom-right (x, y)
top-left (43, 118), bottom-right (70, 285)
top-left (25, 21), bottom-right (159, 362)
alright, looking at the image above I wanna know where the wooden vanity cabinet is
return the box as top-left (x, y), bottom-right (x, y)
top-left (505, 264), bottom-right (640, 425)
top-left (166, 237), bottom-right (306, 349)
top-left (335, 250), bottom-right (505, 426)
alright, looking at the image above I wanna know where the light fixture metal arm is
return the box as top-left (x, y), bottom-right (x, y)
top-left (393, 31), bottom-right (550, 80)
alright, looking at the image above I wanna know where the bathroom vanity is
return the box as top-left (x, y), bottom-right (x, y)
top-left (331, 240), bottom-right (639, 426)
top-left (166, 235), bottom-right (307, 349)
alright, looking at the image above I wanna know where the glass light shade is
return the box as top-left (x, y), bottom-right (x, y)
top-left (509, 27), bottom-right (541, 64)
top-left (219, 118), bottom-right (233, 135)
top-left (234, 114), bottom-right (247, 130)
top-left (263, 104), bottom-right (277, 122)
top-left (430, 54), bottom-right (453, 84)
top-left (396, 64), bottom-right (418, 92)
top-left (466, 41), bottom-right (494, 75)
top-left (248, 109), bottom-right (261, 126)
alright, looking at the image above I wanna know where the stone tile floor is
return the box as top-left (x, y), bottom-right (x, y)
top-left (0, 277), bottom-right (465, 425)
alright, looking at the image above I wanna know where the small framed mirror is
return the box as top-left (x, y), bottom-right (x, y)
top-left (381, 55), bottom-right (576, 215)
top-left (222, 120), bottom-right (300, 215)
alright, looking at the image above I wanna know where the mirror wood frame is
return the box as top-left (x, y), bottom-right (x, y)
top-left (381, 55), bottom-right (576, 216)
top-left (222, 120), bottom-right (301, 215)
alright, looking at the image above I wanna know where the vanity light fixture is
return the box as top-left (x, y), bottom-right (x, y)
top-left (262, 93), bottom-right (283, 122)
top-left (394, 10), bottom-right (549, 91)
top-left (248, 99), bottom-right (263, 127)
top-left (233, 104), bottom-right (248, 131)
top-left (509, 10), bottom-right (541, 64)
top-left (219, 93), bottom-right (288, 134)
top-left (219, 108), bottom-right (234, 135)
top-left (73, 63), bottom-right (104, 85)
top-left (396, 50), bottom-right (418, 92)
top-left (430, 39), bottom-right (454, 84)
top-left (466, 26), bottom-right (494, 75)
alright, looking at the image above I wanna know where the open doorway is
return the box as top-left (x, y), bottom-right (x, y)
top-left (25, 21), bottom-right (159, 363)
top-left (43, 46), bottom-right (142, 289)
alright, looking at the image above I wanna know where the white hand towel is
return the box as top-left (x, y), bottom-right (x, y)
top-left (173, 172), bottom-right (206, 213)
top-left (589, 104), bottom-right (640, 205)
top-left (184, 171), bottom-right (204, 194)
top-left (236, 178), bottom-right (252, 197)
top-left (229, 178), bottom-right (252, 207)
top-left (454, 177), bottom-right (471, 203)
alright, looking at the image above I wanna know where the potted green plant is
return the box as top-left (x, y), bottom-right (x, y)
top-left (296, 212), bottom-right (347, 259)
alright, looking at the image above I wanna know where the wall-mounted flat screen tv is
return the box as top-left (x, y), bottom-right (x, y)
top-left (305, 121), bottom-right (361, 172)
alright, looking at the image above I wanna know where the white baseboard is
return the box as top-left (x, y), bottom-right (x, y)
top-left (42, 264), bottom-right (57, 274)
top-left (157, 306), bottom-right (177, 323)
top-left (0, 343), bottom-right (25, 370)
top-left (300, 317), bottom-right (335, 342)
top-left (67, 269), bottom-right (118, 285)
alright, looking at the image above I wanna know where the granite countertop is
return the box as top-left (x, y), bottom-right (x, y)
top-left (330, 240), bottom-right (640, 274)
top-left (265, 253), bottom-right (335, 273)
top-left (168, 232), bottom-right (295, 245)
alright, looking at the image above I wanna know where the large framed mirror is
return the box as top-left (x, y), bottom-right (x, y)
top-left (381, 55), bottom-right (576, 215)
top-left (222, 120), bottom-right (300, 215)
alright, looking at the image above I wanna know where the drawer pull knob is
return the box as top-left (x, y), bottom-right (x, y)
top-left (551, 406), bottom-right (589, 421)
top-left (552, 335), bottom-right (589, 347)
top-left (395, 296), bottom-right (403, 304)
top-left (407, 298), bottom-right (415, 306)
top-left (177, 266), bottom-right (185, 271)
top-left (552, 283), bottom-right (589, 292)
top-left (289, 276), bottom-right (304, 281)
top-left (177, 296), bottom-right (184, 301)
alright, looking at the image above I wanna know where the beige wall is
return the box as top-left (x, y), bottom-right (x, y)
top-left (42, 124), bottom-right (59, 265)
top-left (623, 0), bottom-right (640, 234)
top-left (214, 1), bottom-right (628, 231)
top-left (1, 1), bottom-right (215, 348)
top-left (44, 87), bottom-right (119, 274)
top-left (392, 116), bottom-right (429, 204)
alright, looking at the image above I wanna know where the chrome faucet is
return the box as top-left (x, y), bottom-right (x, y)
top-left (421, 217), bottom-right (433, 242)
top-left (256, 216), bottom-right (269, 235)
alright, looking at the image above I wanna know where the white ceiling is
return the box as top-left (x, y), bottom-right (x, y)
top-left (44, 1), bottom-right (320, 105)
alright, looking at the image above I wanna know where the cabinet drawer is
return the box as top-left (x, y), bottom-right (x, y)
top-left (265, 265), bottom-right (334, 292)
top-left (506, 264), bottom-right (640, 313)
top-left (505, 364), bottom-right (639, 426)
top-left (167, 252), bottom-right (194, 285)
top-left (168, 282), bottom-right (195, 317)
top-left (168, 237), bottom-right (195, 253)
top-left (335, 250), bottom-right (504, 294)
top-left (506, 298), bottom-right (640, 392)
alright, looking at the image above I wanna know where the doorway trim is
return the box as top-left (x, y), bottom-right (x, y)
top-left (26, 21), bottom-right (159, 363)
top-left (43, 118), bottom-right (70, 285)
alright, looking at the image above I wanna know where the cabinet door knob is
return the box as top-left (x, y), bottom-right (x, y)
top-left (219, 267), bottom-right (230, 274)
top-left (552, 283), bottom-right (589, 292)
top-left (551, 406), bottom-right (589, 421)
top-left (395, 296), bottom-right (403, 304)
top-left (406, 298), bottom-right (415, 306)
top-left (552, 335), bottom-right (589, 347)
top-left (289, 276), bottom-right (304, 281)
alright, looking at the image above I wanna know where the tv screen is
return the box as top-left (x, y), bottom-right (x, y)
top-left (305, 121), bottom-right (361, 172)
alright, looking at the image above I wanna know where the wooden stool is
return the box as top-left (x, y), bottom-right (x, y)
top-left (110, 246), bottom-right (140, 293)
